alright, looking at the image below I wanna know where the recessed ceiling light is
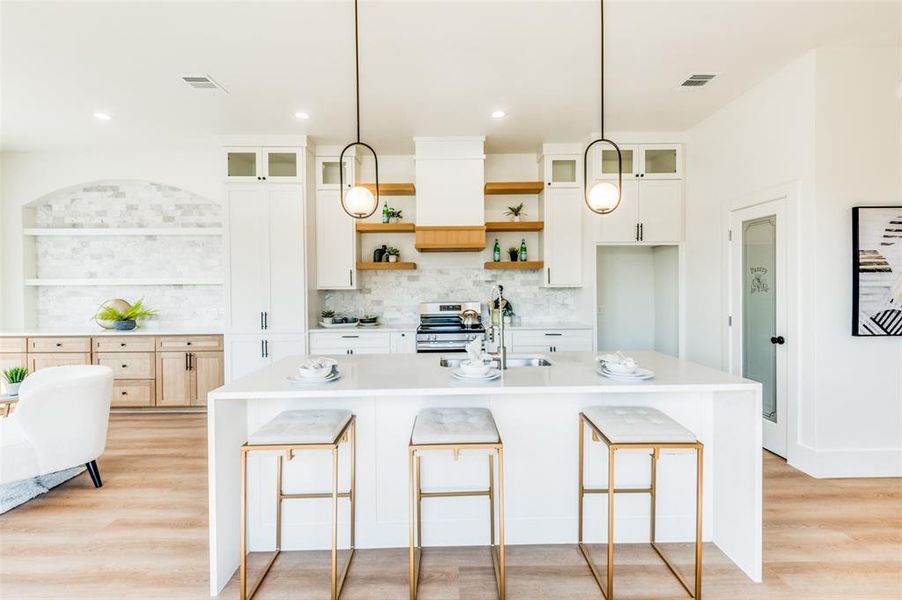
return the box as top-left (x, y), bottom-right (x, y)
top-left (294, 112), bottom-right (310, 120)
top-left (491, 110), bottom-right (506, 119)
top-left (93, 112), bottom-right (112, 121)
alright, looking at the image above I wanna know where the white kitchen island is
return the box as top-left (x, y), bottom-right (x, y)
top-left (207, 351), bottom-right (762, 595)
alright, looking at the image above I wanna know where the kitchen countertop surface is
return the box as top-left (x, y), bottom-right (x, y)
top-left (308, 323), bottom-right (417, 332)
top-left (308, 322), bottom-right (592, 332)
top-left (210, 351), bottom-right (759, 400)
top-left (0, 326), bottom-right (223, 337)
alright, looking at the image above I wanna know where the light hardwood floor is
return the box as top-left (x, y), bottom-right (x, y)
top-left (1, 414), bottom-right (899, 599)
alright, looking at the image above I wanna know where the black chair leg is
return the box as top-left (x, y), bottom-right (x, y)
top-left (86, 460), bottom-right (103, 488)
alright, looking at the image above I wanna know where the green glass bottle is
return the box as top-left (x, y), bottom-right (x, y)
top-left (519, 238), bottom-right (527, 261)
top-left (382, 201), bottom-right (390, 224)
top-left (492, 239), bottom-right (501, 262)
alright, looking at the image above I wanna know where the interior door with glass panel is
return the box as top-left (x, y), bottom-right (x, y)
top-left (730, 199), bottom-right (788, 456)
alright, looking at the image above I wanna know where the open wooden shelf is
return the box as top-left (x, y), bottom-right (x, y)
top-left (485, 221), bottom-right (544, 232)
top-left (485, 181), bottom-right (545, 195)
top-left (356, 261), bottom-right (417, 271)
top-left (483, 261), bottom-right (544, 270)
top-left (356, 182), bottom-right (416, 196)
top-left (355, 222), bottom-right (416, 233)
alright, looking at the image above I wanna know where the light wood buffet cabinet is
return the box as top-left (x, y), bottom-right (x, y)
top-left (0, 334), bottom-right (223, 410)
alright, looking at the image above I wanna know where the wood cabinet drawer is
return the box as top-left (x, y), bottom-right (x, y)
top-left (94, 336), bottom-right (156, 353)
top-left (111, 380), bottom-right (155, 408)
top-left (156, 336), bottom-right (223, 351)
top-left (29, 353), bottom-right (91, 372)
top-left (94, 352), bottom-right (155, 379)
top-left (0, 337), bottom-right (27, 353)
top-left (28, 337), bottom-right (91, 353)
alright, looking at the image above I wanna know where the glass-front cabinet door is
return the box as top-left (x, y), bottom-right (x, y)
top-left (316, 157), bottom-right (353, 190)
top-left (595, 145), bottom-right (637, 179)
top-left (263, 148), bottom-right (302, 182)
top-left (544, 155), bottom-right (579, 188)
top-left (225, 148), bottom-right (262, 182)
top-left (640, 144), bottom-right (682, 179)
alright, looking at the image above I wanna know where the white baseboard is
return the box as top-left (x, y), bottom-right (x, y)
top-left (789, 443), bottom-right (902, 478)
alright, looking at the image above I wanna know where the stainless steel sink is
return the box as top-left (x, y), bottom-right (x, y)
top-left (440, 355), bottom-right (552, 368)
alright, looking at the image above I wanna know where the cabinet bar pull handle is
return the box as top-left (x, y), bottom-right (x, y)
top-left (260, 312), bottom-right (264, 329)
top-left (544, 333), bottom-right (563, 336)
top-left (640, 222), bottom-right (644, 241)
top-left (261, 340), bottom-right (265, 358)
top-left (341, 335), bottom-right (359, 339)
top-left (263, 312), bottom-right (268, 330)
top-left (185, 353), bottom-right (189, 371)
top-left (547, 268), bottom-right (550, 285)
top-left (350, 270), bottom-right (354, 286)
top-left (636, 223), bottom-right (640, 241)
top-left (264, 340), bottom-right (269, 357)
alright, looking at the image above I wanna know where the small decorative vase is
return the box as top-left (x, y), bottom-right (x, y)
top-left (503, 315), bottom-right (512, 325)
top-left (322, 317), bottom-right (333, 324)
top-left (114, 319), bottom-right (137, 331)
top-left (7, 383), bottom-right (21, 396)
top-left (388, 255), bottom-right (398, 263)
top-left (508, 250), bottom-right (519, 262)
top-left (512, 216), bottom-right (521, 223)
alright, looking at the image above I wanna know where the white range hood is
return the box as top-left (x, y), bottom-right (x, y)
top-left (413, 136), bottom-right (486, 251)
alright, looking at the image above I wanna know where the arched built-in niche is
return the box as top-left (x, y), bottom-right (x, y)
top-left (22, 180), bottom-right (224, 328)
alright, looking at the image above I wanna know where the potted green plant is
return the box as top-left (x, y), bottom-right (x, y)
top-left (504, 202), bottom-right (525, 223)
top-left (388, 208), bottom-right (404, 223)
top-left (93, 298), bottom-right (156, 331)
top-left (507, 246), bottom-right (519, 262)
top-left (3, 367), bottom-right (28, 397)
top-left (321, 309), bottom-right (335, 324)
top-left (386, 246), bottom-right (400, 263)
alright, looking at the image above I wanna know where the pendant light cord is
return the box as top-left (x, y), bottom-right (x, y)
top-left (354, 0), bottom-right (361, 143)
top-left (599, 0), bottom-right (605, 139)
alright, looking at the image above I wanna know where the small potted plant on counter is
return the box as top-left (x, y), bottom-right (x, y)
top-left (3, 367), bottom-right (28, 397)
top-left (93, 298), bottom-right (156, 331)
top-left (504, 202), bottom-right (525, 222)
top-left (321, 309), bottom-right (335, 324)
top-left (507, 246), bottom-right (519, 262)
top-left (386, 246), bottom-right (400, 263)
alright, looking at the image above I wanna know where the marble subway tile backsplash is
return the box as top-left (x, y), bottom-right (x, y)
top-left (323, 268), bottom-right (577, 323)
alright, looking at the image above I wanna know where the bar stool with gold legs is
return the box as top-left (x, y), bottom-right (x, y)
top-left (578, 406), bottom-right (703, 600)
top-left (240, 409), bottom-right (356, 600)
top-left (408, 407), bottom-right (505, 600)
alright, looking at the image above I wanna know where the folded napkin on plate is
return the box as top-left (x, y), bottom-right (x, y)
top-left (298, 357), bottom-right (337, 377)
top-left (464, 337), bottom-right (484, 363)
top-left (596, 351), bottom-right (637, 368)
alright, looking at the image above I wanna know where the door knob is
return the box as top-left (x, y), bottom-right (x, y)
top-left (770, 336), bottom-right (785, 345)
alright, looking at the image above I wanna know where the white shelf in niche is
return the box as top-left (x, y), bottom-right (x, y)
top-left (24, 278), bottom-right (223, 287)
top-left (23, 228), bottom-right (224, 236)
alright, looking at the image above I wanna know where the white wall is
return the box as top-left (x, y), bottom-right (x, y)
top-left (596, 246), bottom-right (656, 350)
top-left (686, 46), bottom-right (902, 477)
top-left (0, 147), bottom-right (221, 327)
top-left (653, 245), bottom-right (679, 357)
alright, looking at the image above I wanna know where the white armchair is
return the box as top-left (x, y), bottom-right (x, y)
top-left (0, 365), bottom-right (114, 487)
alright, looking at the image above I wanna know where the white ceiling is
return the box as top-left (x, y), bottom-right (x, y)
top-left (1, 0), bottom-right (899, 153)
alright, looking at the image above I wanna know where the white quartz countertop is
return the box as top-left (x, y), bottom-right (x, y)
top-left (308, 323), bottom-right (417, 333)
top-left (506, 322), bottom-right (593, 330)
top-left (210, 351), bottom-right (759, 400)
top-left (0, 327), bottom-right (223, 337)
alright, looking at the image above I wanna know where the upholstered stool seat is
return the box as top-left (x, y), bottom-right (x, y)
top-left (240, 409), bottom-right (357, 600)
top-left (578, 406), bottom-right (703, 600)
top-left (408, 407), bottom-right (506, 600)
top-left (249, 409), bottom-right (353, 445)
top-left (411, 407), bottom-right (500, 445)
top-left (582, 406), bottom-right (696, 444)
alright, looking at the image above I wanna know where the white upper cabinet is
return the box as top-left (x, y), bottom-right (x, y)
top-left (225, 146), bottom-right (304, 183)
top-left (315, 156), bottom-right (354, 190)
top-left (594, 179), bottom-right (640, 243)
top-left (596, 145), bottom-right (639, 180)
top-left (543, 187), bottom-right (583, 287)
top-left (637, 180), bottom-right (683, 242)
top-left (594, 144), bottom-right (682, 181)
top-left (543, 154), bottom-right (581, 189)
top-left (315, 189), bottom-right (357, 289)
top-left (226, 184), bottom-right (307, 333)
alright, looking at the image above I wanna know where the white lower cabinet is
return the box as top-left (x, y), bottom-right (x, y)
top-left (390, 331), bottom-right (417, 354)
top-left (224, 334), bottom-right (306, 382)
top-left (511, 329), bottom-right (593, 353)
top-left (309, 331), bottom-right (391, 356)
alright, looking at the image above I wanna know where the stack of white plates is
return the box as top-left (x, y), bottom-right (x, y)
top-left (287, 358), bottom-right (341, 384)
top-left (597, 365), bottom-right (654, 381)
top-left (597, 352), bottom-right (654, 381)
top-left (451, 367), bottom-right (501, 382)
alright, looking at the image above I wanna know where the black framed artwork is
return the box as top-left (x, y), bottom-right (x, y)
top-left (852, 206), bottom-right (902, 336)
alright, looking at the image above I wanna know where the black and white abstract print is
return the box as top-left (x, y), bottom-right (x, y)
top-left (853, 206), bottom-right (902, 336)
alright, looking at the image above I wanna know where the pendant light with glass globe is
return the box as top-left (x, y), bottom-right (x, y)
top-left (583, 0), bottom-right (623, 214)
top-left (339, 0), bottom-right (381, 219)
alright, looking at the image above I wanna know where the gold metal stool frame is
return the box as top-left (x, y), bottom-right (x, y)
top-left (578, 412), bottom-right (703, 600)
top-left (240, 416), bottom-right (356, 600)
top-left (408, 439), bottom-right (506, 600)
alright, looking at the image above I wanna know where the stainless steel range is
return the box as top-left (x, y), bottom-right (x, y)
top-left (416, 302), bottom-right (486, 353)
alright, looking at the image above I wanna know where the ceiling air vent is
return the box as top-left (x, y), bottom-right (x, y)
top-left (181, 75), bottom-right (228, 94)
top-left (680, 74), bottom-right (717, 88)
